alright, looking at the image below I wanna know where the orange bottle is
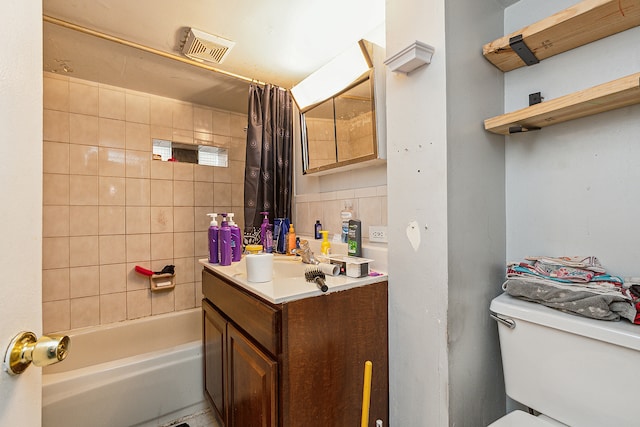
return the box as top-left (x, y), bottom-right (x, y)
top-left (287, 224), bottom-right (296, 255)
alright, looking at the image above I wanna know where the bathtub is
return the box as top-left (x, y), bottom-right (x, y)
top-left (42, 308), bottom-right (206, 427)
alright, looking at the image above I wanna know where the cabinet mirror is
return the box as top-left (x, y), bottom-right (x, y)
top-left (300, 71), bottom-right (380, 175)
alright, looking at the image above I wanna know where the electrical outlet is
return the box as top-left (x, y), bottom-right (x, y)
top-left (369, 226), bottom-right (388, 243)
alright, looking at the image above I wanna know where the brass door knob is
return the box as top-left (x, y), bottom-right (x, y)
top-left (3, 331), bottom-right (70, 375)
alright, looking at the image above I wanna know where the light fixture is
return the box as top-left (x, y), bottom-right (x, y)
top-left (291, 40), bottom-right (372, 111)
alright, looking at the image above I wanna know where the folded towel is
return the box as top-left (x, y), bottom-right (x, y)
top-left (503, 278), bottom-right (637, 323)
top-left (525, 255), bottom-right (606, 273)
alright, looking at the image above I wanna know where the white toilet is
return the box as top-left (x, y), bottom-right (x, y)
top-left (489, 292), bottom-right (640, 426)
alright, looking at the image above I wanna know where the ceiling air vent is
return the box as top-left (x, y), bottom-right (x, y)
top-left (182, 28), bottom-right (235, 64)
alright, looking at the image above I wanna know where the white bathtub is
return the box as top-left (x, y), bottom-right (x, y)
top-left (42, 308), bottom-right (206, 427)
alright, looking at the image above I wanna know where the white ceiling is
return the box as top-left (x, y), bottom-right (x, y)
top-left (43, 0), bottom-right (385, 114)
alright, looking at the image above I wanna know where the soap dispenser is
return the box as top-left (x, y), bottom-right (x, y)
top-left (265, 224), bottom-right (274, 253)
top-left (206, 213), bottom-right (219, 264)
top-left (260, 212), bottom-right (269, 245)
top-left (227, 213), bottom-right (242, 262)
top-left (219, 213), bottom-right (232, 266)
top-left (320, 230), bottom-right (331, 255)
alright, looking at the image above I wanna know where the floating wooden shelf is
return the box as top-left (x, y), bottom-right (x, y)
top-left (483, 0), bottom-right (640, 72)
top-left (484, 72), bottom-right (640, 135)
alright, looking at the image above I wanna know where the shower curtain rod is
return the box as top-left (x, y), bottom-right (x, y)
top-left (43, 15), bottom-right (274, 88)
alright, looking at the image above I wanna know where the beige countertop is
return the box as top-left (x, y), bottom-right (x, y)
top-left (200, 255), bottom-right (387, 304)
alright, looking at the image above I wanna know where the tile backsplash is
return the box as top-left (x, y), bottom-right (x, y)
top-left (42, 72), bottom-right (247, 333)
top-left (294, 186), bottom-right (388, 241)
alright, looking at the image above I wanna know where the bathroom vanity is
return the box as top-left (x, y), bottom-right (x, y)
top-left (201, 258), bottom-right (388, 427)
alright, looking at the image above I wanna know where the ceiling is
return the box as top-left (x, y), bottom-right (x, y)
top-left (43, 0), bottom-right (385, 114)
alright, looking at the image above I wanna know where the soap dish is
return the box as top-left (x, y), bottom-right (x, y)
top-left (150, 273), bottom-right (175, 291)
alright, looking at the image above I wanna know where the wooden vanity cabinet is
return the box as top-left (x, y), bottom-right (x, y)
top-left (203, 300), bottom-right (227, 422)
top-left (202, 267), bottom-right (389, 427)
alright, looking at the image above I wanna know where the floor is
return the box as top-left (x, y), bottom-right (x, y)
top-left (162, 408), bottom-right (221, 427)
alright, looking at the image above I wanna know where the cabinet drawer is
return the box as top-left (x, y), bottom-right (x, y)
top-left (203, 269), bottom-right (281, 356)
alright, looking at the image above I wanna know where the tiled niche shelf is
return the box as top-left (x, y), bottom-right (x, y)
top-left (484, 72), bottom-right (640, 135)
top-left (483, 0), bottom-right (640, 72)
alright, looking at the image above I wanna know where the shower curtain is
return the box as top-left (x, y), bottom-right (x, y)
top-left (243, 83), bottom-right (293, 237)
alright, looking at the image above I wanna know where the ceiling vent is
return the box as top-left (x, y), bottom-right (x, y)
top-left (182, 28), bottom-right (235, 64)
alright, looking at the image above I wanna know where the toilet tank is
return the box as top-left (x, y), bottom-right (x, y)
top-left (490, 293), bottom-right (640, 427)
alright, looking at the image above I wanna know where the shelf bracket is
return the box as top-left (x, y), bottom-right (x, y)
top-left (508, 125), bottom-right (541, 134)
top-left (509, 35), bottom-right (539, 66)
top-left (529, 92), bottom-right (542, 106)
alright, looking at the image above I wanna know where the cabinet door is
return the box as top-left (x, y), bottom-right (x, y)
top-left (203, 300), bottom-right (227, 425)
top-left (227, 324), bottom-right (277, 427)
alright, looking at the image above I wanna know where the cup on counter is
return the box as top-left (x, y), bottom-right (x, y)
top-left (245, 245), bottom-right (274, 283)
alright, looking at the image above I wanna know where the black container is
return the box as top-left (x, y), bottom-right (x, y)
top-left (347, 219), bottom-right (362, 257)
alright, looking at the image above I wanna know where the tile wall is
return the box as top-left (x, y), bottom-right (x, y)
top-left (294, 185), bottom-right (388, 241)
top-left (42, 72), bottom-right (247, 333)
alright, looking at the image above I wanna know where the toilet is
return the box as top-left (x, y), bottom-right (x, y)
top-left (489, 292), bottom-right (640, 427)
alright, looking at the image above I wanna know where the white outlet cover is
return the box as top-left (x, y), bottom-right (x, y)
top-left (369, 226), bottom-right (388, 243)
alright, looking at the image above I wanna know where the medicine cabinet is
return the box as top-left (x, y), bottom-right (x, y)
top-left (299, 41), bottom-right (386, 175)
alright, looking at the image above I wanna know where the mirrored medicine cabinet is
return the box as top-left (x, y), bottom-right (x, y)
top-left (299, 42), bottom-right (386, 176)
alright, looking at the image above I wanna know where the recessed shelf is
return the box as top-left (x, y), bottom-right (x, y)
top-left (483, 0), bottom-right (640, 72)
top-left (484, 72), bottom-right (640, 135)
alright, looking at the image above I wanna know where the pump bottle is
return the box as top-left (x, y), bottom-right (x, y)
top-left (207, 213), bottom-right (219, 264)
top-left (219, 213), bottom-right (232, 266)
top-left (341, 202), bottom-right (353, 243)
top-left (260, 212), bottom-right (269, 246)
top-left (320, 230), bottom-right (331, 255)
top-left (228, 213), bottom-right (242, 262)
top-left (265, 224), bottom-right (274, 253)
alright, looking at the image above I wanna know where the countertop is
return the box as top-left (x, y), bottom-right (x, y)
top-left (200, 255), bottom-right (388, 304)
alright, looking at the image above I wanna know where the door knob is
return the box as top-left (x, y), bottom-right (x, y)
top-left (3, 331), bottom-right (70, 375)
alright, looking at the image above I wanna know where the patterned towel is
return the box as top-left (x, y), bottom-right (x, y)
top-left (504, 256), bottom-right (640, 324)
top-left (503, 278), bottom-right (639, 324)
top-left (525, 255), bottom-right (606, 273)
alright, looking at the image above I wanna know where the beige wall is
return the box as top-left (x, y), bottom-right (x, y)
top-left (42, 72), bottom-right (246, 333)
top-left (294, 186), bottom-right (387, 240)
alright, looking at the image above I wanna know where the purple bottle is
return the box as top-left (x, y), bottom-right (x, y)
top-left (207, 213), bottom-right (219, 264)
top-left (228, 213), bottom-right (242, 262)
top-left (219, 213), bottom-right (232, 266)
top-left (260, 212), bottom-right (269, 245)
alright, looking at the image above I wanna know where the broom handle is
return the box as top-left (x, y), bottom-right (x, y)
top-left (361, 360), bottom-right (373, 427)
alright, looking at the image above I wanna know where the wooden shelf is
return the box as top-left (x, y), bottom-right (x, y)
top-left (483, 0), bottom-right (640, 72)
top-left (484, 72), bottom-right (640, 135)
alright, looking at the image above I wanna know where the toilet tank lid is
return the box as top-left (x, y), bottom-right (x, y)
top-left (490, 292), bottom-right (640, 352)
